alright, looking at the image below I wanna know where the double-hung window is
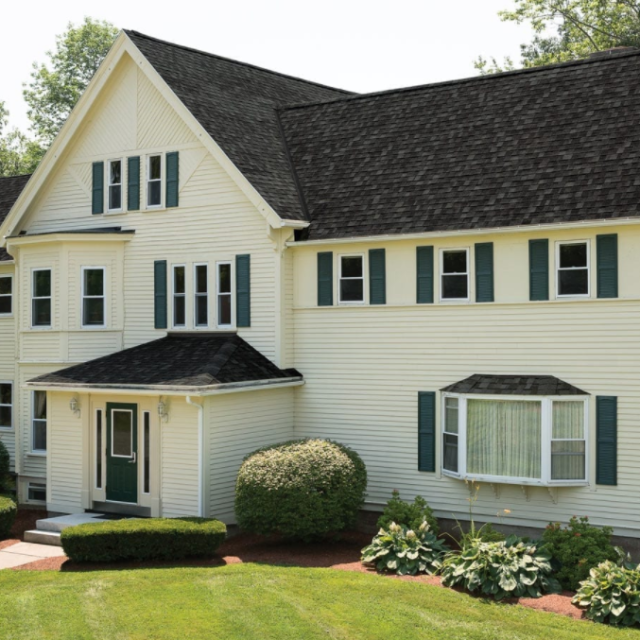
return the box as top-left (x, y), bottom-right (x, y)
top-left (0, 275), bottom-right (12, 315)
top-left (194, 264), bottom-right (208, 328)
top-left (217, 262), bottom-right (232, 327)
top-left (557, 241), bottom-right (589, 297)
top-left (147, 155), bottom-right (162, 208)
top-left (107, 159), bottom-right (123, 211)
top-left (32, 390), bottom-right (47, 453)
top-left (32, 269), bottom-right (52, 328)
top-left (82, 268), bottom-right (105, 327)
top-left (172, 265), bottom-right (186, 327)
top-left (0, 383), bottom-right (12, 429)
top-left (339, 255), bottom-right (364, 303)
top-left (441, 249), bottom-right (469, 300)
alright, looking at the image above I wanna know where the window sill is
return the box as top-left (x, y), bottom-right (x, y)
top-left (442, 470), bottom-right (588, 488)
top-left (27, 452), bottom-right (47, 458)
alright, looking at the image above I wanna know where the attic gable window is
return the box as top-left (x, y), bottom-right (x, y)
top-left (147, 155), bottom-right (162, 208)
top-left (107, 160), bottom-right (123, 212)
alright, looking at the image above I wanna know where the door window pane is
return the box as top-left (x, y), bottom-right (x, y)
top-left (112, 410), bottom-right (133, 457)
top-left (441, 250), bottom-right (468, 300)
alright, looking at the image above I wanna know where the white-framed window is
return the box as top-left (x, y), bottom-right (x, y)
top-left (143, 411), bottom-right (151, 494)
top-left (95, 409), bottom-right (103, 490)
top-left (557, 240), bottom-right (590, 298)
top-left (32, 268), bottom-right (52, 328)
top-left (441, 248), bottom-right (469, 301)
top-left (107, 159), bottom-right (123, 212)
top-left (147, 154), bottom-right (163, 208)
top-left (216, 261), bottom-right (233, 328)
top-left (441, 394), bottom-right (588, 486)
top-left (32, 390), bottom-right (47, 453)
top-left (27, 483), bottom-right (46, 503)
top-left (0, 382), bottom-right (12, 429)
top-left (194, 264), bottom-right (208, 328)
top-left (172, 265), bottom-right (186, 328)
top-left (0, 275), bottom-right (12, 316)
top-left (339, 255), bottom-right (364, 304)
top-left (82, 267), bottom-right (106, 328)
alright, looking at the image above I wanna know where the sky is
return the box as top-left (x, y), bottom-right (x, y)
top-left (2, 0), bottom-right (533, 134)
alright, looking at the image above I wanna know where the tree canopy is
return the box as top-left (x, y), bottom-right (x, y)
top-left (0, 103), bottom-right (42, 177)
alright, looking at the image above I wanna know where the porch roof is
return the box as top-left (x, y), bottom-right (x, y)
top-left (441, 374), bottom-right (588, 396)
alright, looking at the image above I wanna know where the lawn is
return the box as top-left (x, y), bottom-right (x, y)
top-left (0, 563), bottom-right (637, 640)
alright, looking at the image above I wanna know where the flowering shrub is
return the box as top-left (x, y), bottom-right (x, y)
top-left (441, 535), bottom-right (560, 600)
top-left (361, 520), bottom-right (448, 575)
top-left (573, 561), bottom-right (640, 626)
top-left (235, 439), bottom-right (367, 540)
top-left (542, 516), bottom-right (621, 591)
top-left (377, 490), bottom-right (439, 535)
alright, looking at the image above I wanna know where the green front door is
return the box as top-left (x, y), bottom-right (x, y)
top-left (106, 403), bottom-right (138, 503)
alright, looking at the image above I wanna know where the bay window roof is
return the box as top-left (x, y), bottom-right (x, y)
top-left (441, 374), bottom-right (588, 397)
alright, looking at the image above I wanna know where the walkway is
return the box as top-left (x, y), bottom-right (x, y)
top-left (0, 542), bottom-right (66, 569)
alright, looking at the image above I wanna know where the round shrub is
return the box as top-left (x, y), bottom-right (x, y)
top-left (235, 439), bottom-right (367, 540)
top-left (377, 490), bottom-right (439, 536)
top-left (0, 495), bottom-right (17, 539)
top-left (0, 440), bottom-right (10, 491)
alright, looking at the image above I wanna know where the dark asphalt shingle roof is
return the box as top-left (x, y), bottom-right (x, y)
top-left (279, 50), bottom-right (640, 241)
top-left (30, 333), bottom-right (301, 388)
top-left (126, 30), bottom-right (351, 222)
top-left (0, 174), bottom-right (31, 260)
top-left (441, 374), bottom-right (588, 396)
top-left (8, 226), bottom-right (134, 238)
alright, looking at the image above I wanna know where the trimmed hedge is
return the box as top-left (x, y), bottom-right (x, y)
top-left (61, 517), bottom-right (227, 563)
top-left (235, 438), bottom-right (367, 540)
top-left (0, 495), bottom-right (17, 539)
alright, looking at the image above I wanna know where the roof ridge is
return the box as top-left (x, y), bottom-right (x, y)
top-left (277, 48), bottom-right (640, 113)
top-left (124, 30), bottom-right (353, 96)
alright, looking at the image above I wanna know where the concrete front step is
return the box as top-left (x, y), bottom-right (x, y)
top-left (36, 513), bottom-right (108, 533)
top-left (24, 530), bottom-right (63, 547)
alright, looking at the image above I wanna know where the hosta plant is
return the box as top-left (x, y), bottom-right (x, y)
top-left (573, 560), bottom-right (640, 627)
top-left (441, 535), bottom-right (561, 600)
top-left (361, 520), bottom-right (449, 576)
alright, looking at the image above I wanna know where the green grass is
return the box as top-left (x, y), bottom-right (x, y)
top-left (0, 563), bottom-right (637, 639)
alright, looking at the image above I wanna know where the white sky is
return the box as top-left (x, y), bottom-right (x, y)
top-left (3, 0), bottom-right (533, 134)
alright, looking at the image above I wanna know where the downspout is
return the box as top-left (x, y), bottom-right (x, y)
top-left (185, 396), bottom-right (204, 517)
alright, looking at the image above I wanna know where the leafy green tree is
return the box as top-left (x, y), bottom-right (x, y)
top-left (23, 17), bottom-right (118, 145)
top-left (476, 0), bottom-right (640, 74)
top-left (0, 103), bottom-right (42, 177)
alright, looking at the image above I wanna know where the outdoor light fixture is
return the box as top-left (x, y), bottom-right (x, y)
top-left (158, 399), bottom-right (168, 422)
top-left (69, 397), bottom-right (80, 417)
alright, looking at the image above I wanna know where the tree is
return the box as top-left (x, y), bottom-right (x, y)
top-left (0, 103), bottom-right (42, 177)
top-left (476, 0), bottom-right (640, 74)
top-left (23, 17), bottom-right (118, 146)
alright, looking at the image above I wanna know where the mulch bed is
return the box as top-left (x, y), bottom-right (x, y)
top-left (0, 507), bottom-right (47, 551)
top-left (5, 528), bottom-right (586, 621)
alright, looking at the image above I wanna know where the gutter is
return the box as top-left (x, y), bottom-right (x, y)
top-left (185, 395), bottom-right (205, 518)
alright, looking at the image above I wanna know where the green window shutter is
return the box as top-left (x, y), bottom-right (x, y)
top-left (236, 254), bottom-right (251, 327)
top-left (418, 392), bottom-right (436, 472)
top-left (166, 151), bottom-right (179, 208)
top-left (92, 161), bottom-right (104, 214)
top-left (475, 242), bottom-right (494, 302)
top-left (416, 246), bottom-right (434, 304)
top-left (529, 239), bottom-right (549, 301)
top-left (369, 248), bottom-right (386, 305)
top-left (596, 396), bottom-right (617, 486)
top-left (153, 260), bottom-right (167, 330)
top-left (127, 156), bottom-right (140, 211)
top-left (317, 252), bottom-right (333, 306)
top-left (597, 234), bottom-right (618, 299)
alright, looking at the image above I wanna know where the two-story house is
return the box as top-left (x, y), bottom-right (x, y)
top-left (1, 31), bottom-right (639, 543)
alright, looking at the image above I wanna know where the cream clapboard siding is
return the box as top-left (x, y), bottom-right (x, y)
top-left (291, 228), bottom-right (640, 538)
top-left (0, 263), bottom-right (16, 467)
top-left (207, 388), bottom-right (294, 523)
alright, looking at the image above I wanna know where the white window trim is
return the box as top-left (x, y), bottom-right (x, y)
top-left (193, 263), bottom-right (209, 329)
top-left (338, 254), bottom-right (365, 305)
top-left (0, 274), bottom-right (13, 317)
top-left (31, 390), bottom-right (47, 454)
top-left (110, 408), bottom-right (134, 459)
top-left (216, 261), bottom-right (234, 329)
top-left (142, 411), bottom-right (151, 495)
top-left (95, 408), bottom-right (104, 490)
top-left (441, 392), bottom-right (589, 487)
top-left (556, 239), bottom-right (591, 299)
top-left (106, 158), bottom-right (124, 214)
top-left (146, 154), bottom-right (164, 210)
top-left (440, 248), bottom-right (470, 302)
top-left (27, 482), bottom-right (47, 504)
top-left (81, 267), bottom-right (106, 329)
top-left (31, 268), bottom-right (52, 329)
top-left (0, 381), bottom-right (12, 430)
top-left (172, 264), bottom-right (187, 328)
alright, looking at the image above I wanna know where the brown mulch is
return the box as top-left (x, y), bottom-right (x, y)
top-left (0, 507), bottom-right (47, 551)
top-left (7, 529), bottom-right (585, 621)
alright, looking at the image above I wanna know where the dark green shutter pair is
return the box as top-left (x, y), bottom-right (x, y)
top-left (153, 254), bottom-right (250, 329)
top-left (529, 235), bottom-right (618, 300)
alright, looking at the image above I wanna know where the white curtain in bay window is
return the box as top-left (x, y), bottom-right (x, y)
top-left (467, 399), bottom-right (541, 479)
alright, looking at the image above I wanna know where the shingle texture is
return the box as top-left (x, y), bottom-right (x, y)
top-left (279, 51), bottom-right (640, 240)
top-left (0, 174), bottom-right (30, 260)
top-left (126, 31), bottom-right (350, 222)
top-left (441, 374), bottom-right (588, 396)
top-left (30, 333), bottom-right (301, 388)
